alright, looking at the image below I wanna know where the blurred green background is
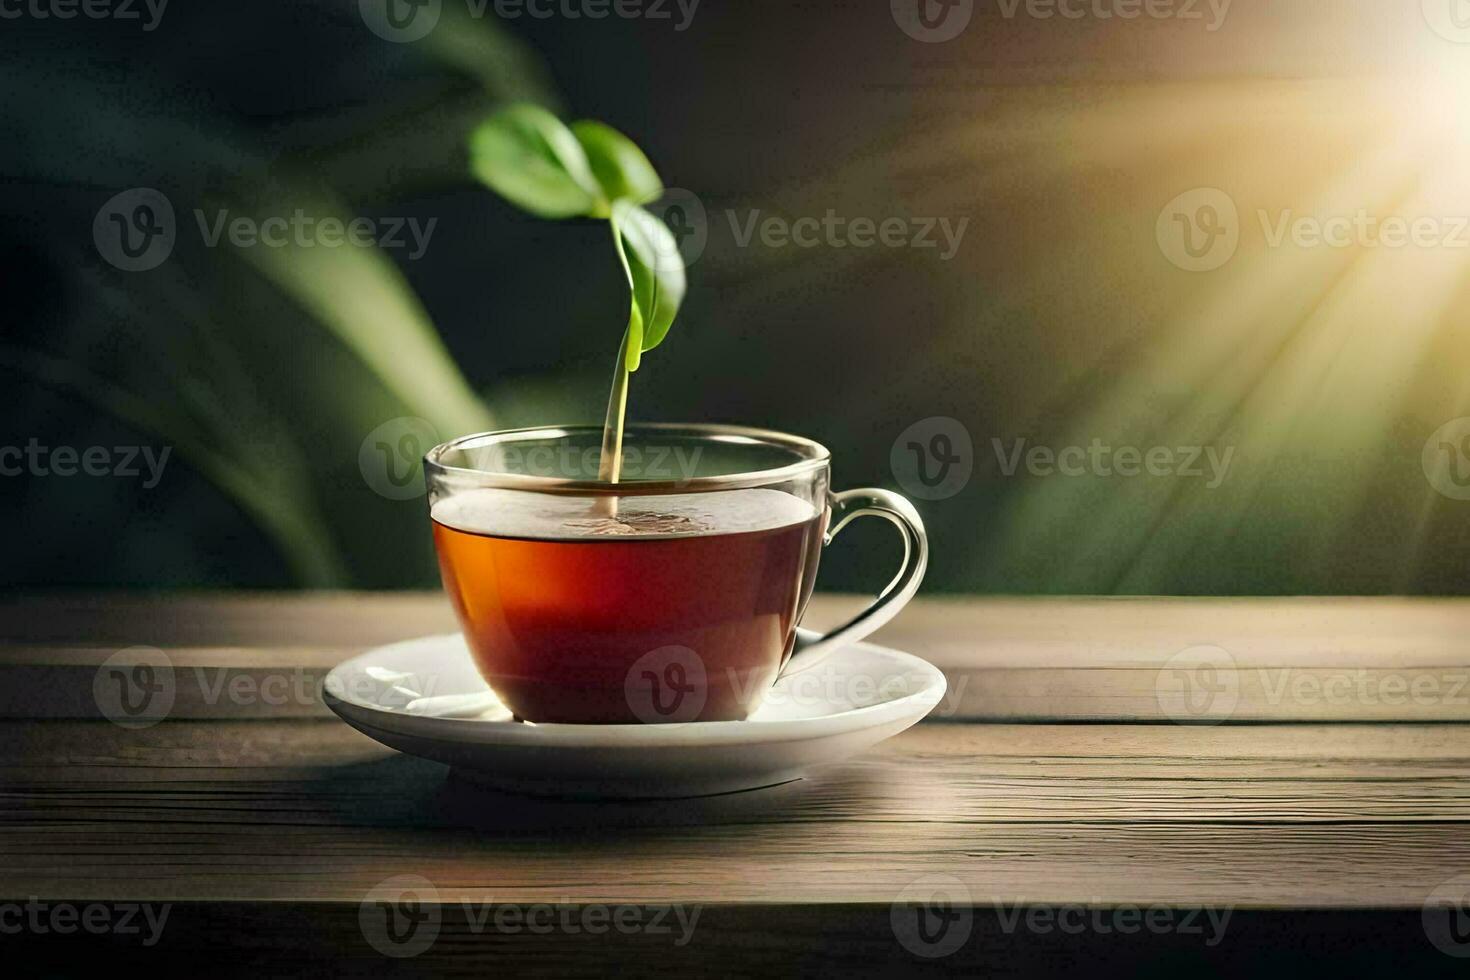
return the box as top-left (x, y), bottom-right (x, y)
top-left (2, 0), bottom-right (1468, 594)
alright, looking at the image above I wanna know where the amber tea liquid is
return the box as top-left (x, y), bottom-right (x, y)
top-left (432, 488), bottom-right (825, 724)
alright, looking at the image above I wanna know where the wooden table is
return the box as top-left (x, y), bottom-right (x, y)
top-left (3, 594), bottom-right (1469, 976)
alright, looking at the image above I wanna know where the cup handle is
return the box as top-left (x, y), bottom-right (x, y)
top-left (781, 487), bottom-right (928, 677)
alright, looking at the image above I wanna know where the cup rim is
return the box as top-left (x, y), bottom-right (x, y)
top-left (424, 422), bottom-right (831, 495)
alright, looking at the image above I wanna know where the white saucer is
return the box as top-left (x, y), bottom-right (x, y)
top-left (323, 633), bottom-right (947, 798)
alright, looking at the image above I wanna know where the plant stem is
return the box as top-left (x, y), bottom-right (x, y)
top-left (596, 329), bottom-right (631, 517)
top-left (598, 212), bottom-right (640, 520)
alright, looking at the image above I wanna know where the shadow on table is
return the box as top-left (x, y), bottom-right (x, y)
top-left (311, 749), bottom-right (897, 836)
top-left (431, 764), bottom-right (894, 834)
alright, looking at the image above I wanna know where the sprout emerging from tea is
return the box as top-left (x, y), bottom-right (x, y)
top-left (468, 105), bottom-right (686, 486)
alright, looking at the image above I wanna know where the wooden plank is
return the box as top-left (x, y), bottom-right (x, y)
top-left (8, 655), bottom-right (1468, 721)
top-left (2, 594), bottom-right (1467, 666)
top-left (3, 596), bottom-right (1467, 969)
top-left (0, 592), bottom-right (459, 648)
top-left (4, 720), bottom-right (1469, 907)
top-left (2, 594), bottom-right (1467, 721)
top-left (0, 903), bottom-right (1455, 978)
top-left (876, 595), bottom-right (1470, 668)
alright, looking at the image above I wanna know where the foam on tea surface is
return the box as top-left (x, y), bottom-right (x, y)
top-left (432, 487), bottom-right (817, 541)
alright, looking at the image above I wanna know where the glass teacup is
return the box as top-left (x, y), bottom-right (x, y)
top-left (426, 424), bottom-right (927, 724)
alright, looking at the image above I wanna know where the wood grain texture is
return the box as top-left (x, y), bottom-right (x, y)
top-left (4, 595), bottom-right (1469, 971)
top-left (4, 720), bottom-right (1470, 907)
top-left (3, 593), bottom-right (1469, 720)
top-left (4, 593), bottom-right (1468, 666)
top-left (2, 903), bottom-right (1460, 979)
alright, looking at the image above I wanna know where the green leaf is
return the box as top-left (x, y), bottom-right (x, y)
top-left (466, 107), bottom-right (685, 376)
top-left (467, 104), bottom-right (600, 218)
top-left (571, 120), bottom-right (663, 218)
top-left (611, 199), bottom-right (686, 371)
